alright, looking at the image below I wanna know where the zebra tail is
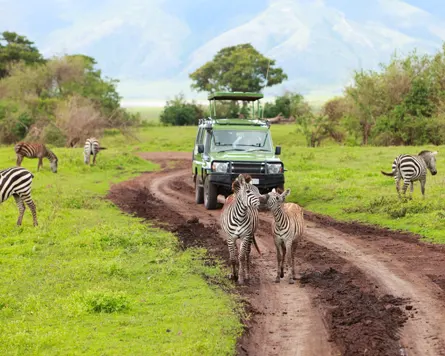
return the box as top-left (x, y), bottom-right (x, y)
top-left (252, 235), bottom-right (261, 256)
top-left (381, 170), bottom-right (394, 177)
top-left (99, 147), bottom-right (107, 150)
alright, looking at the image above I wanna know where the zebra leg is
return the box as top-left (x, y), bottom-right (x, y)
top-left (402, 179), bottom-right (410, 197)
top-left (275, 238), bottom-right (282, 283)
top-left (93, 153), bottom-right (97, 165)
top-left (238, 239), bottom-right (249, 285)
top-left (287, 240), bottom-right (297, 284)
top-left (420, 178), bottom-right (426, 199)
top-left (281, 242), bottom-right (286, 279)
top-left (245, 240), bottom-right (252, 282)
top-left (395, 177), bottom-right (401, 198)
top-left (23, 197), bottom-right (38, 227)
top-left (37, 157), bottom-right (43, 171)
top-left (13, 194), bottom-right (25, 226)
top-left (16, 155), bottom-right (23, 167)
top-left (227, 237), bottom-right (238, 281)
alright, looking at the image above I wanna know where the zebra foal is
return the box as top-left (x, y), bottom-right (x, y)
top-left (381, 150), bottom-right (438, 198)
top-left (0, 167), bottom-right (38, 226)
top-left (84, 138), bottom-right (106, 165)
top-left (262, 188), bottom-right (304, 284)
top-left (15, 142), bottom-right (58, 173)
top-left (220, 174), bottom-right (261, 285)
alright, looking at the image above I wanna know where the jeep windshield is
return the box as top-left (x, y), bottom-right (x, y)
top-left (211, 130), bottom-right (273, 153)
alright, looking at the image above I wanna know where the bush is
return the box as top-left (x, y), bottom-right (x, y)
top-left (160, 93), bottom-right (204, 126)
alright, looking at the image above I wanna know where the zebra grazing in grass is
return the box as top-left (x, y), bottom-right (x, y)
top-left (84, 138), bottom-right (106, 165)
top-left (15, 142), bottom-right (58, 173)
top-left (0, 167), bottom-right (38, 226)
top-left (381, 150), bottom-right (438, 198)
top-left (262, 188), bottom-right (305, 284)
top-left (221, 174), bottom-right (262, 285)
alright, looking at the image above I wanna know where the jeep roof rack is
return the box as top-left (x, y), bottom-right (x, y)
top-left (208, 91), bottom-right (264, 102)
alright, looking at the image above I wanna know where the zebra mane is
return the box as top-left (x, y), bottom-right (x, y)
top-left (232, 174), bottom-right (252, 192)
top-left (418, 150), bottom-right (431, 156)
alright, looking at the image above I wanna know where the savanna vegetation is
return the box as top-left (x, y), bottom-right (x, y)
top-left (0, 31), bottom-right (140, 147)
top-left (0, 32), bottom-right (243, 355)
top-left (0, 141), bottom-right (243, 355)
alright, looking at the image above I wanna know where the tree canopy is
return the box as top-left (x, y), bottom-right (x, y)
top-left (0, 31), bottom-right (44, 79)
top-left (189, 43), bottom-right (287, 93)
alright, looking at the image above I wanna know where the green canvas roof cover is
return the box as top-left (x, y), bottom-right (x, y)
top-left (207, 91), bottom-right (264, 101)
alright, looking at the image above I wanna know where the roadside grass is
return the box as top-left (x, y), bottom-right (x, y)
top-left (106, 125), bottom-right (445, 243)
top-left (0, 146), bottom-right (242, 355)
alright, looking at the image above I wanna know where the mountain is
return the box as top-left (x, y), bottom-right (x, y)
top-left (3, 0), bottom-right (445, 103)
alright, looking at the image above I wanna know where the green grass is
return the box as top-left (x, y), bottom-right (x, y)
top-left (0, 147), bottom-right (242, 355)
top-left (104, 125), bottom-right (445, 243)
top-left (126, 106), bottom-right (163, 124)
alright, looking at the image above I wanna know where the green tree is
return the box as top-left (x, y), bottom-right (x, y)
top-left (189, 43), bottom-right (287, 93)
top-left (0, 31), bottom-right (44, 79)
top-left (160, 93), bottom-right (204, 126)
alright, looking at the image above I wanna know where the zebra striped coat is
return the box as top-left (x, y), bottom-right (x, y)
top-left (381, 150), bottom-right (438, 198)
top-left (220, 174), bottom-right (260, 285)
top-left (0, 167), bottom-right (38, 226)
top-left (84, 138), bottom-right (106, 165)
top-left (263, 188), bottom-right (304, 284)
top-left (15, 142), bottom-right (58, 173)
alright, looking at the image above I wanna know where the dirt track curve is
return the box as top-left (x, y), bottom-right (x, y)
top-left (109, 152), bottom-right (445, 356)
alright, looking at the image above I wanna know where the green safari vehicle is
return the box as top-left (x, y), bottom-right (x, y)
top-left (192, 91), bottom-right (285, 210)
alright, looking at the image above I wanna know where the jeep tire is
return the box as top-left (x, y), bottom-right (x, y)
top-left (204, 176), bottom-right (218, 210)
top-left (195, 175), bottom-right (204, 204)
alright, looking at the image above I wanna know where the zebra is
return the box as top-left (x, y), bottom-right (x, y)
top-left (0, 167), bottom-right (38, 226)
top-left (262, 188), bottom-right (305, 284)
top-left (84, 138), bottom-right (106, 165)
top-left (15, 142), bottom-right (58, 173)
top-left (220, 174), bottom-right (261, 285)
top-left (381, 150), bottom-right (438, 198)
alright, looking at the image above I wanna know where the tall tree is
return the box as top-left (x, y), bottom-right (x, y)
top-left (189, 43), bottom-right (287, 93)
top-left (0, 31), bottom-right (45, 79)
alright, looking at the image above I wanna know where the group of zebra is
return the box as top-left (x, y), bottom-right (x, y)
top-left (0, 137), bottom-right (106, 227)
top-left (220, 174), bottom-right (305, 285)
top-left (221, 149), bottom-right (440, 285)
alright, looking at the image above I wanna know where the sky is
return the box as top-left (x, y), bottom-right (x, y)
top-left (1, 0), bottom-right (445, 106)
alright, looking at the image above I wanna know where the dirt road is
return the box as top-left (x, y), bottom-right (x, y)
top-left (109, 152), bottom-right (445, 356)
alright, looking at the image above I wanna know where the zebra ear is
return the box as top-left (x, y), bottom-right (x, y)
top-left (281, 189), bottom-right (291, 198)
top-left (271, 188), bottom-right (276, 193)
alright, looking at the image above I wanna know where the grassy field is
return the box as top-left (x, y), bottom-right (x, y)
top-left (0, 146), bottom-right (242, 355)
top-left (126, 107), bottom-right (163, 124)
top-left (108, 125), bottom-right (445, 243)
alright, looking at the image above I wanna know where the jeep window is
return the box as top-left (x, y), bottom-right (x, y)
top-left (211, 130), bottom-right (273, 152)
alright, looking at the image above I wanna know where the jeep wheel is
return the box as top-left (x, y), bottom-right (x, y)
top-left (195, 175), bottom-right (204, 204)
top-left (204, 177), bottom-right (218, 210)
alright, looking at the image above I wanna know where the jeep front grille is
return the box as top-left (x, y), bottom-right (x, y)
top-left (230, 162), bottom-right (265, 174)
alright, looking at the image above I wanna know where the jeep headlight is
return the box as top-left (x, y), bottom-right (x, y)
top-left (212, 162), bottom-right (229, 173)
top-left (267, 163), bottom-right (282, 174)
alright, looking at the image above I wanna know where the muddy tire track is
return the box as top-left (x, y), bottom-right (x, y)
top-left (109, 152), bottom-right (445, 356)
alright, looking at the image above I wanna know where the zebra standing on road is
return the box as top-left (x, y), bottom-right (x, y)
top-left (220, 174), bottom-right (261, 285)
top-left (262, 188), bottom-right (305, 284)
top-left (0, 167), bottom-right (38, 226)
top-left (84, 138), bottom-right (106, 165)
top-left (381, 150), bottom-right (438, 198)
top-left (15, 142), bottom-right (58, 173)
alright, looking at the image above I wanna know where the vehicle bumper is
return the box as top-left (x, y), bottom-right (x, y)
top-left (209, 173), bottom-right (284, 190)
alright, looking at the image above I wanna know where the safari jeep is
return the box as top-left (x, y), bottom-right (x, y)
top-left (192, 91), bottom-right (285, 210)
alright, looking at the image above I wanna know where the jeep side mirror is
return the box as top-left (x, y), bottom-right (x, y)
top-left (275, 146), bottom-right (281, 155)
top-left (197, 144), bottom-right (204, 154)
